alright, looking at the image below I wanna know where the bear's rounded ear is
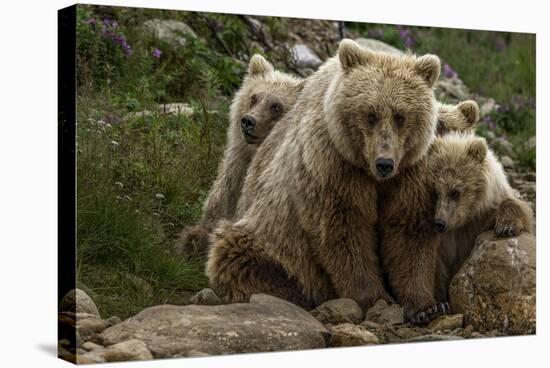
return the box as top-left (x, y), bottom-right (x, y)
top-left (466, 138), bottom-right (488, 162)
top-left (338, 39), bottom-right (371, 72)
top-left (415, 54), bottom-right (441, 87)
top-left (248, 54), bottom-right (274, 76)
top-left (457, 100), bottom-right (480, 128)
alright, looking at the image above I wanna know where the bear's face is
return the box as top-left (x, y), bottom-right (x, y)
top-left (429, 134), bottom-right (488, 232)
top-left (436, 100), bottom-right (480, 136)
top-left (232, 55), bottom-right (303, 145)
top-left (325, 40), bottom-right (440, 180)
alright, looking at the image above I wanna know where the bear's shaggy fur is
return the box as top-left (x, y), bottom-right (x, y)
top-left (429, 132), bottom-right (534, 301)
top-left (175, 55), bottom-right (303, 257)
top-left (207, 40), bottom-right (441, 310)
top-left (436, 100), bottom-right (479, 136)
top-left (350, 49), bottom-right (445, 324)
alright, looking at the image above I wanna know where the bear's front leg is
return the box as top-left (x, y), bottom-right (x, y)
top-left (381, 229), bottom-right (447, 325)
top-left (494, 198), bottom-right (534, 238)
top-left (316, 209), bottom-right (392, 310)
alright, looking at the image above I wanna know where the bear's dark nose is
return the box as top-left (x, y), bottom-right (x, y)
top-left (434, 219), bottom-right (447, 233)
top-left (241, 116), bottom-right (256, 134)
top-left (375, 158), bottom-right (394, 176)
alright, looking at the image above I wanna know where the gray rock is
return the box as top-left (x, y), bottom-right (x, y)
top-left (354, 38), bottom-right (402, 55)
top-left (144, 19), bottom-right (196, 47)
top-left (290, 44), bottom-right (322, 71)
top-left (310, 298), bottom-right (363, 324)
top-left (101, 294), bottom-right (328, 358)
top-left (76, 351), bottom-right (106, 364)
top-left (185, 350), bottom-right (210, 357)
top-left (82, 341), bottom-right (104, 351)
top-left (59, 289), bottom-right (100, 318)
top-left (104, 339), bottom-right (153, 362)
top-left (428, 314), bottom-right (464, 332)
top-left (435, 79), bottom-right (469, 101)
top-left (190, 288), bottom-right (223, 306)
top-left (449, 231), bottom-right (536, 334)
top-left (330, 323), bottom-right (379, 347)
top-left (77, 317), bottom-right (108, 333)
top-left (106, 316), bottom-right (122, 326)
top-left (500, 155), bottom-right (515, 170)
top-left (365, 299), bottom-right (404, 325)
top-left (404, 334), bottom-right (464, 343)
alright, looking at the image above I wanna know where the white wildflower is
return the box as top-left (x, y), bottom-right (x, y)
top-left (155, 193), bottom-right (165, 200)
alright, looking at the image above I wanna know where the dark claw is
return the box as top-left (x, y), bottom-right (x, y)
top-left (408, 302), bottom-right (451, 325)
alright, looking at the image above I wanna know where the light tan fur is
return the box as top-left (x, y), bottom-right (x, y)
top-left (175, 55), bottom-right (303, 257)
top-left (429, 132), bottom-right (535, 301)
top-left (208, 40), bottom-right (441, 310)
top-left (436, 100), bottom-right (479, 136)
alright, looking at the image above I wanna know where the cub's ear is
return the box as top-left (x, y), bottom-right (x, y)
top-left (338, 39), bottom-right (371, 72)
top-left (457, 100), bottom-right (480, 128)
top-left (466, 138), bottom-right (488, 162)
top-left (248, 54), bottom-right (274, 76)
top-left (415, 54), bottom-right (441, 87)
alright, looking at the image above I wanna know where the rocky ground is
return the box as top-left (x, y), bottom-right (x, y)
top-left (59, 231), bottom-right (535, 364)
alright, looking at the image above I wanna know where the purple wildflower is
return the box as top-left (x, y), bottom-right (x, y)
top-left (152, 48), bottom-right (162, 59)
top-left (85, 18), bottom-right (97, 26)
top-left (443, 63), bottom-right (458, 79)
top-left (396, 25), bottom-right (416, 49)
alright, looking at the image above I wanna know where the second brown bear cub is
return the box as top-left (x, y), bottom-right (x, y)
top-left (429, 132), bottom-right (534, 301)
top-left (207, 39), bottom-right (440, 311)
top-left (176, 55), bottom-right (303, 257)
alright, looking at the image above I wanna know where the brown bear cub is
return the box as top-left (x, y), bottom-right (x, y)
top-left (436, 100), bottom-right (479, 136)
top-left (207, 40), bottom-right (441, 311)
top-left (429, 132), bottom-right (534, 301)
top-left (175, 55), bottom-right (304, 257)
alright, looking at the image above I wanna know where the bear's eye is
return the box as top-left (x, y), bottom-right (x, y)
top-left (250, 95), bottom-right (258, 107)
top-left (270, 103), bottom-right (283, 114)
top-left (367, 112), bottom-right (378, 126)
top-left (449, 189), bottom-right (461, 201)
top-left (394, 113), bottom-right (405, 127)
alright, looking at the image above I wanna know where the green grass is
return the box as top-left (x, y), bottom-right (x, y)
top-left (76, 5), bottom-right (536, 318)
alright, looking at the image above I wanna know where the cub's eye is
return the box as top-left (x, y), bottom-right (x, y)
top-left (270, 103), bottom-right (283, 114)
top-left (449, 189), bottom-right (461, 201)
top-left (394, 113), bottom-right (405, 127)
top-left (250, 95), bottom-right (258, 107)
top-left (367, 112), bottom-right (378, 126)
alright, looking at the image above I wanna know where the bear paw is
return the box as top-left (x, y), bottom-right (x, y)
top-left (407, 302), bottom-right (450, 325)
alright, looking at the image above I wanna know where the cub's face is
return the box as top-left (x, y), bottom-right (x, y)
top-left (429, 135), bottom-right (488, 232)
top-left (436, 100), bottom-right (480, 136)
top-left (233, 55), bottom-right (303, 145)
top-left (326, 40), bottom-right (440, 180)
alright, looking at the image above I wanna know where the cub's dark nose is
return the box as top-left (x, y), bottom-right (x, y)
top-left (375, 158), bottom-right (395, 176)
top-left (241, 116), bottom-right (256, 133)
top-left (434, 219), bottom-right (447, 233)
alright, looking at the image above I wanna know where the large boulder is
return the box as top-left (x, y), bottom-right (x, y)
top-left (354, 38), bottom-right (402, 55)
top-left (449, 232), bottom-right (536, 334)
top-left (289, 44), bottom-right (322, 76)
top-left (59, 289), bottom-right (100, 318)
top-left (100, 294), bottom-right (329, 358)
